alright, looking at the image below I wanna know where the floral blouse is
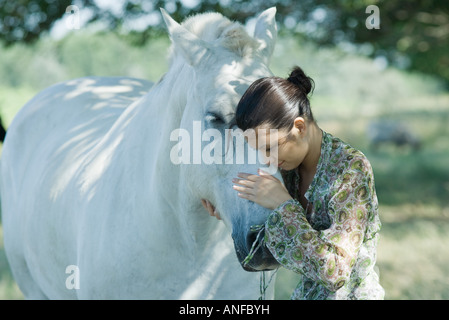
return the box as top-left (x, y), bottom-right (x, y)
top-left (265, 131), bottom-right (385, 300)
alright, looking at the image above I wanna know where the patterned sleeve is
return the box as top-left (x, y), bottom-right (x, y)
top-left (264, 156), bottom-right (376, 292)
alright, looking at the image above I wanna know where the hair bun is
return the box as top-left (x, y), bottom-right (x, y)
top-left (287, 66), bottom-right (314, 95)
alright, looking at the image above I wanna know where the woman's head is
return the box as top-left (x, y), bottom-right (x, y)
top-left (236, 66), bottom-right (315, 132)
top-left (236, 66), bottom-right (319, 171)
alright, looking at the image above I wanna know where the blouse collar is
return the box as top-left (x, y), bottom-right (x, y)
top-left (304, 130), bottom-right (332, 201)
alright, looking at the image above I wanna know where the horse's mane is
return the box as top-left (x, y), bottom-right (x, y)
top-left (173, 12), bottom-right (259, 59)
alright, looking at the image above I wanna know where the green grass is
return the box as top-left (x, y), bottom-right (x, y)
top-left (1, 31), bottom-right (448, 300)
top-left (0, 86), bottom-right (37, 128)
top-left (377, 204), bottom-right (449, 299)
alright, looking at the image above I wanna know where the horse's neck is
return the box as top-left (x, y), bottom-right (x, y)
top-left (139, 61), bottom-right (191, 129)
top-left (112, 62), bottom-right (216, 244)
top-left (142, 63), bottom-right (227, 251)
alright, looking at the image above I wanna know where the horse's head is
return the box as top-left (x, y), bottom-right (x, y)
top-left (163, 8), bottom-right (280, 271)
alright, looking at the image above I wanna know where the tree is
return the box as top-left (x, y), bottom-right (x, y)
top-left (0, 0), bottom-right (74, 44)
top-left (1, 0), bottom-right (448, 86)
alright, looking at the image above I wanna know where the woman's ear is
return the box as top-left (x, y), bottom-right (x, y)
top-left (293, 117), bottom-right (306, 135)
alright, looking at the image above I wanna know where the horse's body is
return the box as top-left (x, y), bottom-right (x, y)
top-left (1, 8), bottom-right (279, 299)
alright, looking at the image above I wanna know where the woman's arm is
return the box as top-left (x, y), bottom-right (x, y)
top-left (264, 156), bottom-right (377, 292)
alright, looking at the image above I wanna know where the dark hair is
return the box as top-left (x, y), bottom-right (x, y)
top-left (236, 66), bottom-right (315, 131)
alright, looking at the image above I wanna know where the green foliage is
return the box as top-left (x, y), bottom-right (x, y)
top-left (1, 1), bottom-right (448, 84)
top-left (0, 0), bottom-right (74, 44)
top-left (0, 31), bottom-right (170, 89)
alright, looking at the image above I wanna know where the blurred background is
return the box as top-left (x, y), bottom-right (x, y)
top-left (0, 0), bottom-right (448, 299)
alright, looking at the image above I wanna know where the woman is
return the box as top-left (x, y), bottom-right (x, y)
top-left (202, 66), bottom-right (384, 300)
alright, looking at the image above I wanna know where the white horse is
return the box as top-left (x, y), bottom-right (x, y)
top-left (1, 8), bottom-right (280, 299)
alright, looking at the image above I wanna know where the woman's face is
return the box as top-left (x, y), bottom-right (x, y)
top-left (246, 118), bottom-right (310, 171)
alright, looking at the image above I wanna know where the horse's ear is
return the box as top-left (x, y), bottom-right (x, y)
top-left (253, 7), bottom-right (277, 64)
top-left (160, 8), bottom-right (210, 67)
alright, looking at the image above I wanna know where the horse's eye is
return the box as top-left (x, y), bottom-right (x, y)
top-left (228, 119), bottom-right (238, 130)
top-left (205, 112), bottom-right (225, 124)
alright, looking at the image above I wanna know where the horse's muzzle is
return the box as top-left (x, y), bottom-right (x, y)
top-left (234, 228), bottom-right (280, 272)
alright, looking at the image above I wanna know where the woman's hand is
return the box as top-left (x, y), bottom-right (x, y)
top-left (232, 169), bottom-right (293, 210)
top-left (201, 199), bottom-right (221, 220)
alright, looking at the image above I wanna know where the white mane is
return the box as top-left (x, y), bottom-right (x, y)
top-left (169, 12), bottom-right (260, 61)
